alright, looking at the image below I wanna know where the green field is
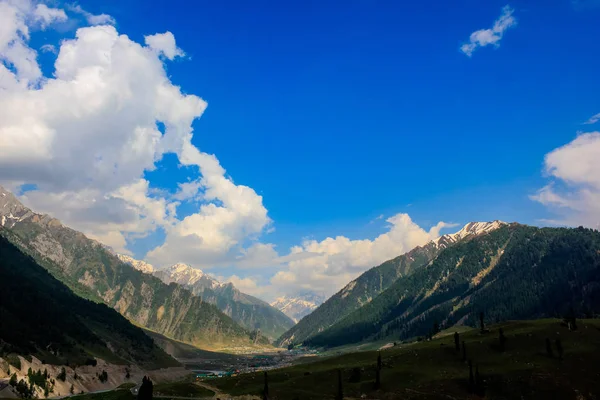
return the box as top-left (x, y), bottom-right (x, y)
top-left (208, 319), bottom-right (600, 399)
top-left (154, 381), bottom-right (215, 397)
top-left (70, 389), bottom-right (134, 400)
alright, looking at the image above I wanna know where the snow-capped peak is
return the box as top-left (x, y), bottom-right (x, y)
top-left (434, 220), bottom-right (507, 248)
top-left (116, 254), bottom-right (154, 274)
top-left (155, 262), bottom-right (224, 290)
top-left (271, 292), bottom-right (325, 323)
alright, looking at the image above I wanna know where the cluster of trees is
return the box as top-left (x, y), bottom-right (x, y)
top-left (277, 241), bottom-right (439, 346)
top-left (8, 367), bottom-right (56, 398)
top-left (305, 225), bottom-right (600, 348)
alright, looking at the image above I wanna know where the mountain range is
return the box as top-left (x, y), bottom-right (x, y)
top-left (0, 234), bottom-right (178, 369)
top-left (0, 186), bottom-right (265, 350)
top-left (277, 221), bottom-right (507, 346)
top-left (152, 263), bottom-right (295, 339)
top-left (305, 223), bottom-right (600, 347)
top-left (270, 293), bottom-right (325, 323)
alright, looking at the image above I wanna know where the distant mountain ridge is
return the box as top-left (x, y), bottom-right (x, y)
top-left (153, 262), bottom-right (295, 340)
top-left (117, 254), bottom-right (154, 274)
top-left (306, 224), bottom-right (600, 348)
top-left (0, 185), bottom-right (266, 350)
top-left (271, 293), bottom-right (325, 323)
top-left (0, 234), bottom-right (178, 369)
top-left (276, 221), bottom-right (506, 346)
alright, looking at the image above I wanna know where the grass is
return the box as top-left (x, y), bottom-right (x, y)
top-left (154, 382), bottom-right (215, 397)
top-left (69, 389), bottom-right (134, 400)
top-left (209, 318), bottom-right (600, 400)
top-left (116, 383), bottom-right (136, 389)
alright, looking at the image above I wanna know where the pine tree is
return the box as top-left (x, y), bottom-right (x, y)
top-left (138, 376), bottom-right (153, 400)
top-left (262, 371), bottom-right (269, 400)
top-left (374, 352), bottom-right (381, 389)
top-left (479, 312), bottom-right (485, 333)
top-left (336, 369), bottom-right (343, 400)
top-left (9, 373), bottom-right (17, 387)
top-left (468, 360), bottom-right (474, 393)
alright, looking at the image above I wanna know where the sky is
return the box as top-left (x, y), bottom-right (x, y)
top-left (1, 0), bottom-right (599, 302)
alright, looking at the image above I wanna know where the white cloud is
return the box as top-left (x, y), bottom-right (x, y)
top-left (0, 0), bottom-right (271, 258)
top-left (460, 5), bottom-right (517, 57)
top-left (40, 43), bottom-right (57, 53)
top-left (68, 4), bottom-right (115, 26)
top-left (220, 275), bottom-right (267, 297)
top-left (269, 214), bottom-right (452, 296)
top-left (531, 132), bottom-right (600, 229)
top-left (145, 32), bottom-right (184, 60)
top-left (33, 3), bottom-right (67, 28)
top-left (583, 112), bottom-right (600, 125)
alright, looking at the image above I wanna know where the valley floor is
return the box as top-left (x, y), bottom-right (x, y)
top-left (207, 318), bottom-right (600, 399)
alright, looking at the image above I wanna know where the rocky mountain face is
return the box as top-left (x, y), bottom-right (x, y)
top-left (117, 254), bottom-right (154, 274)
top-left (306, 224), bottom-right (600, 348)
top-left (153, 263), bottom-right (295, 340)
top-left (271, 293), bottom-right (325, 323)
top-left (0, 186), bottom-right (265, 350)
top-left (276, 221), bottom-right (506, 346)
top-left (0, 234), bottom-right (178, 369)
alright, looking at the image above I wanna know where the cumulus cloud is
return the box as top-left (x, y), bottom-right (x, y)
top-left (33, 4), bottom-right (67, 28)
top-left (531, 132), bottom-right (600, 229)
top-left (583, 112), bottom-right (600, 125)
top-left (145, 32), bottom-right (184, 60)
top-left (67, 5), bottom-right (115, 26)
top-left (269, 214), bottom-right (452, 296)
top-left (460, 5), bottom-right (517, 57)
top-left (0, 0), bottom-right (271, 257)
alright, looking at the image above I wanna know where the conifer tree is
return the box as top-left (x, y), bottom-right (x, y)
top-left (263, 371), bottom-right (269, 400)
top-left (336, 369), bottom-right (343, 400)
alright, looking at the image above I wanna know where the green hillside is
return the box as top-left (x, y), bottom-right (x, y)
top-left (213, 318), bottom-right (600, 399)
top-left (307, 225), bottom-right (600, 348)
top-left (277, 239), bottom-right (442, 347)
top-left (0, 187), bottom-right (267, 350)
top-left (0, 234), bottom-right (178, 369)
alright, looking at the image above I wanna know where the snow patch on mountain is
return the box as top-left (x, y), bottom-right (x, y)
top-left (433, 220), bottom-right (506, 249)
top-left (271, 293), bottom-right (325, 323)
top-left (155, 262), bottom-right (223, 290)
top-left (116, 254), bottom-right (154, 274)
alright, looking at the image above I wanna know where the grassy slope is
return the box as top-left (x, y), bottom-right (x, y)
top-left (277, 242), bottom-right (439, 347)
top-left (0, 235), bottom-right (178, 369)
top-left (308, 225), bottom-right (600, 348)
top-left (212, 319), bottom-right (600, 400)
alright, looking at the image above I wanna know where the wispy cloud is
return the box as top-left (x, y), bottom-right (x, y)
top-left (583, 112), bottom-right (600, 125)
top-left (67, 4), bottom-right (115, 26)
top-left (460, 5), bottom-right (517, 57)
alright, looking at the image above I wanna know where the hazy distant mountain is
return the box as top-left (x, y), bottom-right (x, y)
top-left (271, 292), bottom-right (325, 323)
top-left (0, 234), bottom-right (177, 369)
top-left (154, 262), bottom-right (295, 340)
top-left (0, 186), bottom-right (266, 350)
top-left (277, 221), bottom-right (507, 346)
top-left (117, 253), bottom-right (154, 274)
top-left (307, 224), bottom-right (600, 348)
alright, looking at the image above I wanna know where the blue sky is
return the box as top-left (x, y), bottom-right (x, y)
top-left (125, 0), bottom-right (597, 244)
top-left (1, 0), bottom-right (600, 299)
